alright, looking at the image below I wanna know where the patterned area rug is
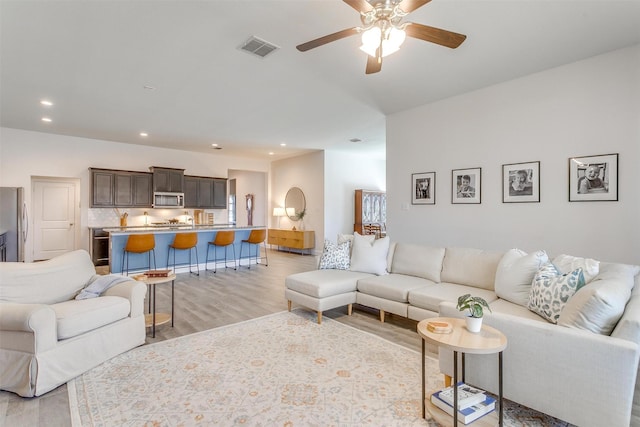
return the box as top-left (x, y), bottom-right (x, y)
top-left (68, 310), bottom-right (571, 426)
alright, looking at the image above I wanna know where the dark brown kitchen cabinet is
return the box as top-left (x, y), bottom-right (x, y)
top-left (150, 167), bottom-right (184, 193)
top-left (183, 176), bottom-right (199, 208)
top-left (91, 169), bottom-right (115, 207)
top-left (90, 168), bottom-right (152, 208)
top-left (184, 175), bottom-right (227, 209)
top-left (212, 178), bottom-right (227, 209)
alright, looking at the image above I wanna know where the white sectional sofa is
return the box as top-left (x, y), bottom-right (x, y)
top-left (0, 250), bottom-right (147, 397)
top-left (285, 237), bottom-right (640, 427)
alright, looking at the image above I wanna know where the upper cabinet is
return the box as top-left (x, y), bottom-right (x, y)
top-left (150, 167), bottom-right (184, 193)
top-left (91, 168), bottom-right (152, 208)
top-left (184, 175), bottom-right (227, 209)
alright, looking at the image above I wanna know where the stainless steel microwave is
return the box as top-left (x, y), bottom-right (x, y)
top-left (153, 192), bottom-right (184, 208)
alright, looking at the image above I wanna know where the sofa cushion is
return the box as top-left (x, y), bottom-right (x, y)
top-left (350, 233), bottom-right (390, 275)
top-left (494, 249), bottom-right (549, 307)
top-left (52, 296), bottom-right (130, 340)
top-left (390, 243), bottom-right (445, 282)
top-left (0, 250), bottom-right (96, 304)
top-left (552, 254), bottom-right (600, 284)
top-left (558, 263), bottom-right (639, 335)
top-left (318, 240), bottom-right (351, 270)
top-left (411, 283), bottom-right (497, 313)
top-left (527, 263), bottom-right (586, 324)
top-left (486, 298), bottom-right (548, 322)
top-left (285, 270), bottom-right (373, 298)
top-left (357, 274), bottom-right (433, 303)
top-left (440, 248), bottom-right (504, 290)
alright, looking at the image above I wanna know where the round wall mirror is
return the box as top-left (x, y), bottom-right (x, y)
top-left (285, 187), bottom-right (306, 221)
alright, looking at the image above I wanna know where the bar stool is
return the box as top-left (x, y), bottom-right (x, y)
top-left (122, 234), bottom-right (156, 275)
top-left (239, 229), bottom-right (268, 268)
top-left (167, 232), bottom-right (199, 275)
top-left (205, 230), bottom-right (236, 272)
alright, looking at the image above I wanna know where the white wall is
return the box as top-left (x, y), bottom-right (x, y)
top-left (0, 128), bottom-right (269, 261)
top-left (324, 149), bottom-right (386, 240)
top-left (270, 152), bottom-right (324, 252)
top-left (229, 169), bottom-right (267, 227)
top-left (387, 45), bottom-right (640, 264)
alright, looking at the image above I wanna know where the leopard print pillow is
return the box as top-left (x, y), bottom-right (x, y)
top-left (319, 240), bottom-right (351, 270)
top-left (527, 262), bottom-right (585, 323)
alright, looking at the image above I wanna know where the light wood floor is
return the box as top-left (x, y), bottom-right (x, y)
top-left (0, 249), bottom-right (425, 426)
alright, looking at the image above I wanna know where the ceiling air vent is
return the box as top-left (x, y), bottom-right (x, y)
top-left (239, 36), bottom-right (280, 58)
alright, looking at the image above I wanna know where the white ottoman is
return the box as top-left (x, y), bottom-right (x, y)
top-left (285, 269), bottom-right (374, 324)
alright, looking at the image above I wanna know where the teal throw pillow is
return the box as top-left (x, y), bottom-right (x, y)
top-left (527, 262), bottom-right (586, 323)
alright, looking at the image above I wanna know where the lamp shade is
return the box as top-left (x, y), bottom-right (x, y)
top-left (273, 207), bottom-right (286, 217)
top-left (360, 25), bottom-right (406, 58)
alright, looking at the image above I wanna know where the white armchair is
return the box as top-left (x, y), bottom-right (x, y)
top-left (0, 250), bottom-right (146, 397)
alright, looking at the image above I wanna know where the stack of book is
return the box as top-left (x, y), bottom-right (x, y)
top-left (431, 382), bottom-right (496, 424)
top-left (144, 270), bottom-right (172, 278)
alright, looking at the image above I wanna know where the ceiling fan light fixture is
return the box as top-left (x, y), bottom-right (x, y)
top-left (359, 25), bottom-right (405, 58)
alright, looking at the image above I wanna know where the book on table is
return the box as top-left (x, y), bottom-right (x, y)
top-left (144, 270), bottom-right (172, 278)
top-left (438, 382), bottom-right (486, 409)
top-left (431, 390), bottom-right (496, 425)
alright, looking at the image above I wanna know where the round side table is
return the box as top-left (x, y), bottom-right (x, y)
top-left (135, 273), bottom-right (176, 338)
top-left (417, 317), bottom-right (507, 426)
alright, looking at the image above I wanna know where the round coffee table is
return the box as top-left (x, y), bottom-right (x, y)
top-left (135, 273), bottom-right (176, 338)
top-left (417, 317), bottom-right (507, 426)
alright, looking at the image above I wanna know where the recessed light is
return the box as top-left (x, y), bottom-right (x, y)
top-left (349, 138), bottom-right (362, 143)
top-left (41, 117), bottom-right (52, 122)
top-left (140, 132), bottom-right (148, 137)
top-left (280, 143), bottom-right (286, 147)
top-left (40, 100), bottom-right (53, 106)
top-left (143, 85), bottom-right (156, 90)
top-left (268, 152), bottom-right (275, 156)
top-left (211, 143), bottom-right (218, 147)
top-left (210, 144), bottom-right (222, 150)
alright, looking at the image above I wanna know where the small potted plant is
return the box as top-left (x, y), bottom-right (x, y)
top-left (456, 294), bottom-right (492, 333)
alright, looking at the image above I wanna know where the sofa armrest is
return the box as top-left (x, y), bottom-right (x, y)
top-left (438, 300), bottom-right (640, 426)
top-left (0, 302), bottom-right (57, 353)
top-left (102, 280), bottom-right (146, 318)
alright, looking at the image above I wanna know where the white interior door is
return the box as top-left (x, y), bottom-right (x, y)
top-left (32, 179), bottom-right (79, 260)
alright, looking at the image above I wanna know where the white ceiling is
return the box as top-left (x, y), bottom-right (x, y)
top-left (2, 0), bottom-right (639, 160)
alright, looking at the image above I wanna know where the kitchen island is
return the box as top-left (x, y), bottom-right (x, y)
top-left (103, 224), bottom-right (266, 274)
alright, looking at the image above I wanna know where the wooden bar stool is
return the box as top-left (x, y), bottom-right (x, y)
top-left (239, 229), bottom-right (268, 268)
top-left (167, 232), bottom-right (199, 275)
top-left (205, 230), bottom-right (236, 272)
top-left (122, 233), bottom-right (156, 276)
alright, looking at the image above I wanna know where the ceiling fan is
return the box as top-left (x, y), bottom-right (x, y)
top-left (296, 0), bottom-right (466, 74)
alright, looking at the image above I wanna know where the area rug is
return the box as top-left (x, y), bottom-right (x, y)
top-left (68, 310), bottom-right (571, 426)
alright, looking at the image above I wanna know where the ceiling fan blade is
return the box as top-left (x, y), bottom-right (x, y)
top-left (398, 0), bottom-right (432, 14)
top-left (365, 53), bottom-right (382, 75)
top-left (296, 27), bottom-right (360, 52)
top-left (343, 0), bottom-right (374, 13)
top-left (405, 23), bottom-right (466, 49)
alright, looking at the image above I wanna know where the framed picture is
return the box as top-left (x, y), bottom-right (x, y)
top-left (569, 153), bottom-right (618, 202)
top-left (412, 172), bottom-right (436, 205)
top-left (502, 161), bottom-right (540, 203)
top-left (452, 167), bottom-right (481, 204)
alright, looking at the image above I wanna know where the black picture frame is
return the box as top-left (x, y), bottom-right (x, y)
top-left (568, 153), bottom-right (618, 202)
top-left (412, 172), bottom-right (436, 205)
top-left (452, 167), bottom-right (481, 204)
top-left (502, 161), bottom-right (540, 203)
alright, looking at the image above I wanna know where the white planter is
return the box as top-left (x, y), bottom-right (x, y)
top-left (465, 316), bottom-right (483, 333)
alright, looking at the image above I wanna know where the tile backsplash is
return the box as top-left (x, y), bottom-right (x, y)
top-left (88, 208), bottom-right (224, 227)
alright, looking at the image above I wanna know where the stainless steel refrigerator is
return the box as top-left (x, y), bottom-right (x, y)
top-left (0, 187), bottom-right (27, 262)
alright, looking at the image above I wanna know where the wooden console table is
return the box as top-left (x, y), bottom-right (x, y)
top-left (267, 229), bottom-right (314, 254)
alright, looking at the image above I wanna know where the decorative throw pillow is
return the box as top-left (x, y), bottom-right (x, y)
top-left (337, 233), bottom-right (374, 255)
top-left (318, 239), bottom-right (351, 270)
top-left (558, 279), bottom-right (632, 335)
top-left (527, 262), bottom-right (586, 323)
top-left (349, 232), bottom-right (390, 275)
top-left (494, 248), bottom-right (549, 307)
top-left (552, 254), bottom-right (600, 284)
